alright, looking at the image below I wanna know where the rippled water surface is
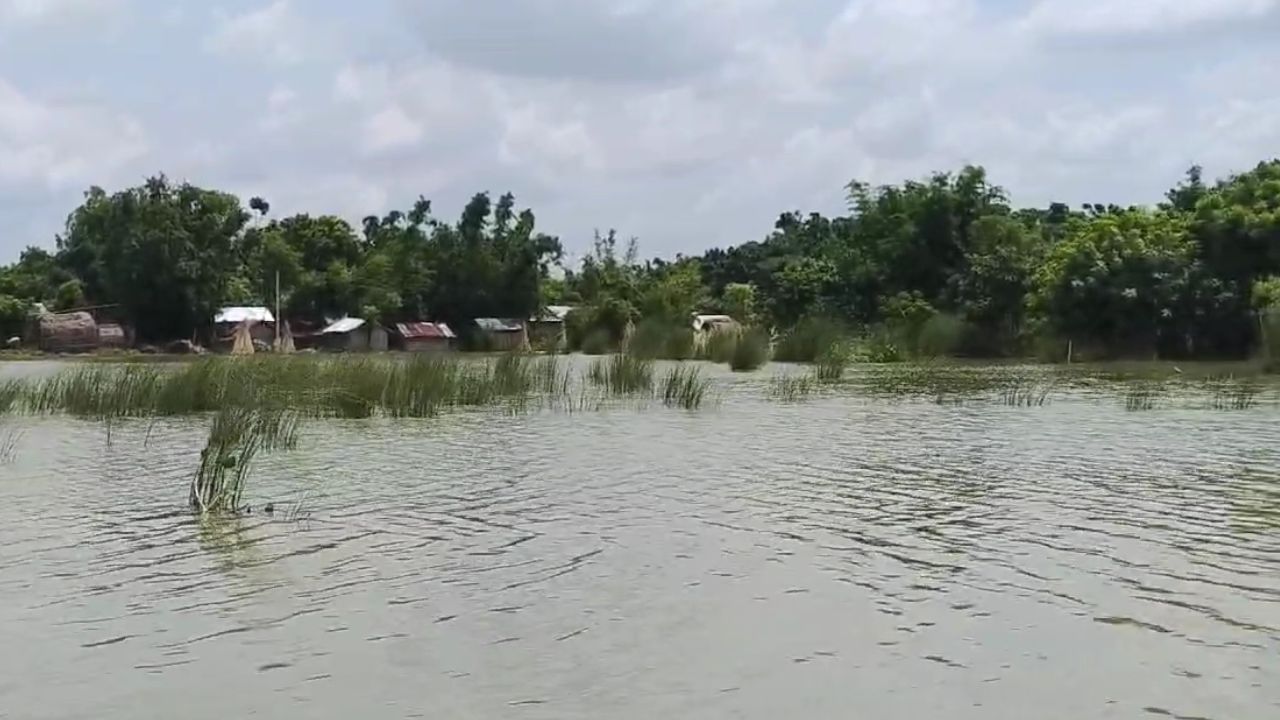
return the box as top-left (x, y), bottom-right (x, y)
top-left (2, 360), bottom-right (1279, 719)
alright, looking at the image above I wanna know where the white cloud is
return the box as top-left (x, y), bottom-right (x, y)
top-left (360, 105), bottom-right (423, 155)
top-left (204, 0), bottom-right (302, 65)
top-left (1022, 0), bottom-right (1279, 37)
top-left (0, 78), bottom-right (147, 190)
top-left (0, 0), bottom-right (118, 25)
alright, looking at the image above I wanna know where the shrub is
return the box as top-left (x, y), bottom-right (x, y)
top-left (729, 328), bottom-right (770, 372)
top-left (772, 316), bottom-right (846, 363)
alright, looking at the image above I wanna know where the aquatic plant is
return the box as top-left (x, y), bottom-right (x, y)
top-left (769, 374), bottom-right (815, 402)
top-left (1204, 378), bottom-right (1261, 411)
top-left (0, 380), bottom-right (21, 415)
top-left (0, 422), bottom-right (17, 463)
top-left (700, 328), bottom-right (739, 364)
top-left (190, 405), bottom-right (301, 515)
top-left (587, 354), bottom-right (655, 394)
top-left (659, 366), bottom-right (711, 410)
top-left (628, 320), bottom-right (696, 361)
top-left (772, 317), bottom-right (846, 363)
top-left (814, 343), bottom-right (851, 382)
top-left (728, 328), bottom-right (771, 372)
top-left (1122, 383), bottom-right (1164, 411)
top-left (999, 380), bottom-right (1053, 407)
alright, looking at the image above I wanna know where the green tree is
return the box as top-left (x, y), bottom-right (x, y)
top-left (57, 176), bottom-right (249, 340)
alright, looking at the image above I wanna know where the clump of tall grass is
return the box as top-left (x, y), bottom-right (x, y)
top-left (700, 328), bottom-right (740, 364)
top-left (770, 374), bottom-right (815, 402)
top-left (728, 328), bottom-right (770, 372)
top-left (0, 380), bottom-right (21, 415)
top-left (1122, 383), bottom-right (1164, 411)
top-left (587, 354), bottom-right (655, 394)
top-left (814, 343), bottom-right (852, 382)
top-left (1203, 378), bottom-right (1261, 411)
top-left (190, 405), bottom-right (301, 515)
top-left (659, 366), bottom-right (711, 409)
top-left (999, 380), bottom-right (1053, 407)
top-left (0, 422), bottom-right (17, 463)
top-left (628, 320), bottom-right (695, 361)
top-left (772, 316), bottom-right (845, 363)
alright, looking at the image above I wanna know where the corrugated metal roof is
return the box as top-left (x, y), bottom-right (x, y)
top-left (215, 306), bottom-right (275, 324)
top-left (396, 322), bottom-right (456, 339)
top-left (321, 317), bottom-right (366, 334)
top-left (475, 318), bottom-right (524, 333)
top-left (531, 305), bottom-right (574, 322)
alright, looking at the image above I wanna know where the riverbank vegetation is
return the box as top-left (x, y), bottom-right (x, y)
top-left (3, 160), bottom-right (1278, 366)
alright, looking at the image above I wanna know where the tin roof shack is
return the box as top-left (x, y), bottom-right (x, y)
top-left (528, 305), bottom-right (573, 351)
top-left (474, 318), bottom-right (528, 352)
top-left (318, 318), bottom-right (388, 352)
top-left (34, 311), bottom-right (99, 353)
top-left (213, 307), bottom-right (275, 352)
top-left (395, 322), bottom-right (456, 353)
top-left (692, 314), bottom-right (738, 334)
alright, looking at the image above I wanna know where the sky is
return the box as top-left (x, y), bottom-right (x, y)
top-left (1, 0), bottom-right (1278, 264)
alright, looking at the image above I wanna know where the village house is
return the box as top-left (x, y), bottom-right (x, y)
top-left (394, 322), bottom-right (456, 353)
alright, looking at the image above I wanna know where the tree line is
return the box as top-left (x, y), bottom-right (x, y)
top-left (2, 159), bottom-right (1278, 359)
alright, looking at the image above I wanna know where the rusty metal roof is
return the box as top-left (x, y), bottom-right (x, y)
top-left (395, 322), bottom-right (455, 339)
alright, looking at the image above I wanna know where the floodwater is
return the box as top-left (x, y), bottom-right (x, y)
top-left (2, 360), bottom-right (1279, 719)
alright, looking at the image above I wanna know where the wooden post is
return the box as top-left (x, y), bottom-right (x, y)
top-left (1066, 339), bottom-right (1073, 365)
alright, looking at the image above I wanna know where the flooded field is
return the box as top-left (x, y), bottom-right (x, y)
top-left (2, 360), bottom-right (1279, 719)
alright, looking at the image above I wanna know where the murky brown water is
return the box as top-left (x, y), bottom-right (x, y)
top-left (2, 360), bottom-right (1279, 719)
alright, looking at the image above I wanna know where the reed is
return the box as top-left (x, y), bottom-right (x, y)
top-left (772, 316), bottom-right (846, 363)
top-left (587, 354), bottom-right (655, 394)
top-left (1204, 379), bottom-right (1261, 411)
top-left (728, 328), bottom-right (770, 372)
top-left (0, 380), bottom-right (21, 415)
top-left (769, 374), bottom-right (815, 402)
top-left (659, 366), bottom-right (711, 410)
top-left (999, 380), bottom-right (1053, 407)
top-left (0, 422), bottom-right (17, 463)
top-left (1122, 383), bottom-right (1163, 411)
top-left (189, 405), bottom-right (301, 515)
top-left (814, 343), bottom-right (851, 382)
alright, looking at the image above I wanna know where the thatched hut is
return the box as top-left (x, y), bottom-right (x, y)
top-left (35, 312), bottom-right (99, 353)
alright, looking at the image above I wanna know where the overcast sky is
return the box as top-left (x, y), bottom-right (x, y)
top-left (1, 0), bottom-right (1277, 263)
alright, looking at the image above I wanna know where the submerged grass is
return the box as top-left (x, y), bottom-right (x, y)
top-left (1123, 383), bottom-right (1165, 411)
top-left (770, 374), bottom-right (816, 402)
top-left (587, 354), bottom-right (655, 394)
top-left (659, 366), bottom-right (711, 410)
top-left (190, 406), bottom-right (302, 515)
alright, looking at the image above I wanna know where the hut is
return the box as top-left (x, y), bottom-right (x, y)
top-left (214, 306), bottom-right (275, 349)
top-left (318, 317), bottom-right (387, 352)
top-left (35, 312), bottom-right (99, 353)
top-left (394, 322), bottom-right (455, 353)
top-left (693, 314), bottom-right (738, 334)
top-left (474, 318), bottom-right (528, 351)
top-left (528, 305), bottom-right (573, 349)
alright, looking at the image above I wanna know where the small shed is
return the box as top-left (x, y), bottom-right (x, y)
top-left (36, 312), bottom-right (99, 353)
top-left (693, 314), bottom-right (738, 334)
top-left (318, 317), bottom-right (388, 352)
top-left (395, 322), bottom-right (456, 353)
top-left (529, 305), bottom-right (573, 349)
top-left (475, 318), bottom-right (528, 351)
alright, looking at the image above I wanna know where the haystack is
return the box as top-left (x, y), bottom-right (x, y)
top-left (230, 321), bottom-right (255, 356)
top-left (36, 312), bottom-right (99, 353)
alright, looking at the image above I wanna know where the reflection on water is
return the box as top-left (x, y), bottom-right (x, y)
top-left (1, 360), bottom-right (1279, 719)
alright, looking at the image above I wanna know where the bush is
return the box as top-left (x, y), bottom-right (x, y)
top-left (773, 316), bottom-right (846, 363)
top-left (916, 313), bottom-right (967, 358)
top-left (628, 319), bottom-right (695, 360)
top-left (580, 329), bottom-right (613, 355)
top-left (729, 328), bottom-right (770, 372)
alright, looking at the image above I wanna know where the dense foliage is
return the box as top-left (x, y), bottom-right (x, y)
top-left (3, 159), bottom-right (1278, 360)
